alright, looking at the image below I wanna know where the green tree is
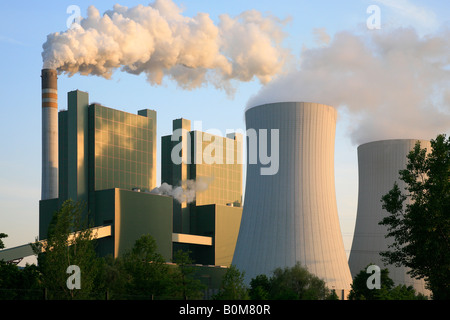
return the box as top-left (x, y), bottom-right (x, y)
top-left (32, 199), bottom-right (102, 299)
top-left (169, 250), bottom-right (205, 300)
top-left (0, 262), bottom-right (43, 300)
top-left (120, 234), bottom-right (170, 299)
top-left (387, 284), bottom-right (427, 300)
top-left (97, 254), bottom-right (129, 299)
top-left (380, 134), bottom-right (450, 300)
top-left (268, 262), bottom-right (333, 300)
top-left (348, 265), bottom-right (394, 300)
top-left (0, 233), bottom-right (7, 250)
top-left (348, 265), bottom-right (427, 300)
top-left (249, 274), bottom-right (270, 300)
top-left (213, 265), bottom-right (249, 300)
top-left (0, 232), bottom-right (43, 300)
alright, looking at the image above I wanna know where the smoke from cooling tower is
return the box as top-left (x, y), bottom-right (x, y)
top-left (150, 179), bottom-right (211, 204)
top-left (246, 27), bottom-right (450, 145)
top-left (41, 0), bottom-right (290, 95)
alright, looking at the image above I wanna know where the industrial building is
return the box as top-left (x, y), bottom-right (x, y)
top-left (0, 70), bottom-right (436, 300)
top-left (348, 139), bottom-right (431, 296)
top-left (161, 118), bottom-right (243, 266)
top-left (0, 70), bottom-right (243, 298)
top-left (38, 85), bottom-right (166, 258)
top-left (38, 69), bottom-right (243, 271)
top-left (232, 102), bottom-right (353, 298)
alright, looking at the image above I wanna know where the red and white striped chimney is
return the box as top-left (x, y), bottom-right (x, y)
top-left (41, 69), bottom-right (58, 200)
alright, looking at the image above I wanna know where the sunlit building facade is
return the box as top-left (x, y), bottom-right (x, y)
top-left (161, 119), bottom-right (243, 265)
top-left (56, 90), bottom-right (157, 204)
top-left (88, 104), bottom-right (157, 193)
top-left (38, 92), bottom-right (242, 270)
top-left (161, 118), bottom-right (243, 233)
top-left (39, 90), bottom-right (163, 258)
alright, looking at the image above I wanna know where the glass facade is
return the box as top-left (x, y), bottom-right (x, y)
top-left (161, 119), bottom-right (243, 207)
top-left (39, 91), bottom-right (242, 269)
top-left (89, 104), bottom-right (157, 193)
top-left (191, 131), bottom-right (243, 207)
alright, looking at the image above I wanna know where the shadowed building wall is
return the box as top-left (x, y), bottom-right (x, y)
top-left (161, 119), bottom-right (243, 234)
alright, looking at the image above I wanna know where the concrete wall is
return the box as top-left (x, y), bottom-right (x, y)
top-left (190, 204), bottom-right (242, 267)
top-left (94, 189), bottom-right (173, 261)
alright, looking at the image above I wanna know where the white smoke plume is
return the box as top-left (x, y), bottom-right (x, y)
top-left (150, 179), bottom-right (211, 203)
top-left (246, 27), bottom-right (450, 145)
top-left (42, 0), bottom-right (290, 95)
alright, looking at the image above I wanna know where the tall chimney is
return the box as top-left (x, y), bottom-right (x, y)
top-left (41, 69), bottom-right (58, 200)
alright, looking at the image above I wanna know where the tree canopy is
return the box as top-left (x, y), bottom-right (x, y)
top-left (213, 264), bottom-right (249, 300)
top-left (214, 262), bottom-right (339, 300)
top-left (0, 233), bottom-right (7, 250)
top-left (32, 200), bottom-right (101, 299)
top-left (348, 265), bottom-right (427, 300)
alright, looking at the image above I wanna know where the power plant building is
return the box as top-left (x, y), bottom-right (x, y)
top-left (348, 139), bottom-right (431, 296)
top-left (232, 102), bottom-right (353, 297)
top-left (36, 70), bottom-right (243, 273)
top-left (15, 69), bottom-right (436, 300)
top-left (161, 119), bottom-right (243, 266)
top-left (39, 87), bottom-right (167, 259)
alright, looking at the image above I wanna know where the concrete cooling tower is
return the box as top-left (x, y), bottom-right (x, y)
top-left (348, 139), bottom-right (431, 296)
top-left (232, 102), bottom-right (353, 295)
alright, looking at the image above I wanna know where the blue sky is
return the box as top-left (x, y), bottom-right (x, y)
top-left (1, 0), bottom-right (449, 264)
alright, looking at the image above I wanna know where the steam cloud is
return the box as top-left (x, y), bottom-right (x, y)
top-left (150, 179), bottom-right (211, 203)
top-left (42, 0), bottom-right (290, 95)
top-left (247, 27), bottom-right (450, 145)
top-left (42, 1), bottom-right (450, 144)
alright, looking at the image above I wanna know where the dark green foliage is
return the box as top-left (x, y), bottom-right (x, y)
top-left (0, 233), bottom-right (7, 250)
top-left (0, 262), bottom-right (43, 300)
top-left (348, 264), bottom-right (394, 300)
top-left (241, 262), bottom-right (339, 300)
top-left (213, 264), bottom-right (249, 300)
top-left (99, 237), bottom-right (206, 300)
top-left (348, 265), bottom-right (427, 300)
top-left (32, 200), bottom-right (102, 299)
top-left (249, 274), bottom-right (270, 300)
top-left (267, 263), bottom-right (334, 300)
top-left (109, 234), bottom-right (170, 299)
top-left (168, 250), bottom-right (205, 300)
